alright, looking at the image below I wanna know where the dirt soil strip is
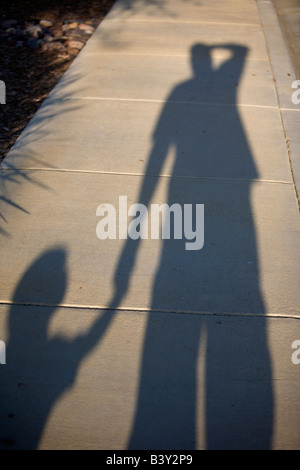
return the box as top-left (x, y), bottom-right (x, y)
top-left (0, 0), bottom-right (116, 162)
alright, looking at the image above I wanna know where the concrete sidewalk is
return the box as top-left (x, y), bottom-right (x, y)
top-left (0, 0), bottom-right (299, 450)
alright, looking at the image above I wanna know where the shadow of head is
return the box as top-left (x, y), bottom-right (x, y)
top-left (191, 43), bottom-right (248, 75)
top-left (12, 246), bottom-right (67, 306)
top-left (7, 247), bottom-right (67, 345)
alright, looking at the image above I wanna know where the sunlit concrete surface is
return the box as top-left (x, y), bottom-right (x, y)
top-left (0, 0), bottom-right (299, 450)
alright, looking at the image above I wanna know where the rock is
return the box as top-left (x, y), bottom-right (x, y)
top-left (53, 28), bottom-right (63, 37)
top-left (39, 20), bottom-right (53, 28)
top-left (62, 22), bottom-right (78, 31)
top-left (5, 27), bottom-right (17, 34)
top-left (25, 24), bottom-right (43, 38)
top-left (42, 41), bottom-right (65, 52)
top-left (2, 20), bottom-right (18, 28)
top-left (79, 23), bottom-right (95, 34)
top-left (68, 40), bottom-right (84, 50)
top-left (65, 30), bottom-right (87, 42)
top-left (27, 38), bottom-right (42, 48)
top-left (43, 34), bottom-right (54, 42)
top-left (53, 35), bottom-right (69, 42)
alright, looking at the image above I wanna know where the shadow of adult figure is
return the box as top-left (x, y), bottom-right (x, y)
top-left (0, 247), bottom-right (114, 449)
top-left (109, 44), bottom-right (274, 449)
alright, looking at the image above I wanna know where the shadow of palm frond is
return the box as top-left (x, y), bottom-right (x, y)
top-left (93, 0), bottom-right (202, 54)
top-left (0, 69), bottom-right (85, 237)
top-left (108, 0), bottom-right (202, 18)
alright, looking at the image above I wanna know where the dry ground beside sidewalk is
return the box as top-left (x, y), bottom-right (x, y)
top-left (273, 0), bottom-right (300, 79)
top-left (0, 0), bottom-right (115, 161)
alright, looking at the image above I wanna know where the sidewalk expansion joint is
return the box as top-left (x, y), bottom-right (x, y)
top-left (0, 300), bottom-right (299, 320)
top-left (63, 96), bottom-right (280, 110)
top-left (281, 108), bottom-right (300, 112)
top-left (106, 19), bottom-right (260, 27)
top-left (0, 168), bottom-right (293, 185)
top-left (84, 51), bottom-right (268, 61)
